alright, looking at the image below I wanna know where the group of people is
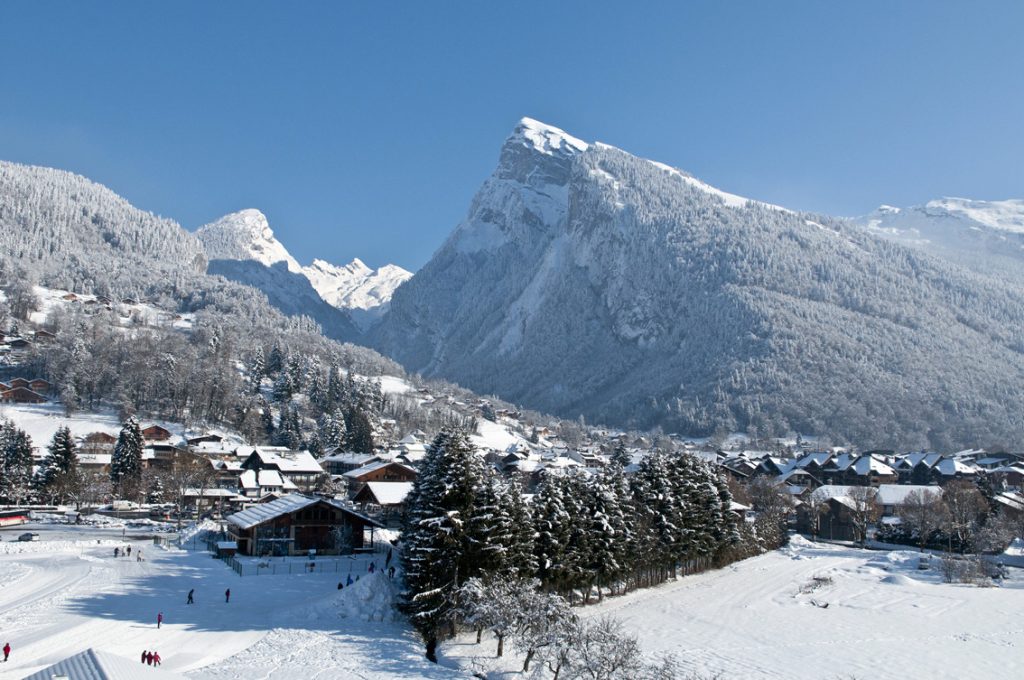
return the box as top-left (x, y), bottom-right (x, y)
top-left (113, 545), bottom-right (143, 562)
top-left (140, 650), bottom-right (161, 666)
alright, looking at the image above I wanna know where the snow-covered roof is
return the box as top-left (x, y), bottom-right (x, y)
top-left (343, 460), bottom-right (416, 479)
top-left (226, 494), bottom-right (382, 530)
top-left (851, 455), bottom-right (896, 477)
top-left (246, 447), bottom-right (323, 474)
top-left (813, 484), bottom-right (941, 506)
top-left (361, 481), bottom-right (414, 505)
top-left (239, 469), bottom-right (295, 490)
top-left (23, 647), bottom-right (187, 680)
top-left (322, 451), bottom-right (378, 465)
top-left (935, 458), bottom-right (977, 476)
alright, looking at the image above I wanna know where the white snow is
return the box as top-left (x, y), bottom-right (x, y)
top-left (302, 258), bottom-right (412, 328)
top-left (0, 524), bottom-right (454, 680)
top-left (196, 209), bottom-right (302, 273)
top-left (515, 117), bottom-right (589, 156)
top-left (443, 538), bottom-right (1024, 679)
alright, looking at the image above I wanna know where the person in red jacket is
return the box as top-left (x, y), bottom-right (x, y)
top-left (145, 651), bottom-right (153, 666)
top-left (3, 642), bottom-right (10, 662)
top-left (152, 651), bottom-right (162, 666)
top-left (141, 650), bottom-right (147, 664)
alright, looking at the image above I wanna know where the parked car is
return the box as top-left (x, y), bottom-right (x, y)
top-left (18, 532), bottom-right (40, 542)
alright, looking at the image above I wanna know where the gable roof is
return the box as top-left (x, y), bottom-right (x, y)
top-left (342, 460), bottom-right (417, 479)
top-left (226, 493), bottom-right (383, 530)
top-left (357, 481), bottom-right (415, 505)
top-left (245, 447), bottom-right (324, 474)
top-left (23, 648), bottom-right (187, 680)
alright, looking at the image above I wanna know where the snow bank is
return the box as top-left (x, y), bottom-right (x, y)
top-left (338, 572), bottom-right (399, 623)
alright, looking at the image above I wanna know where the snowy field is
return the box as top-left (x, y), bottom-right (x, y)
top-left (444, 536), bottom-right (1024, 679)
top-left (3, 527), bottom-right (1022, 679)
top-left (0, 524), bottom-right (451, 680)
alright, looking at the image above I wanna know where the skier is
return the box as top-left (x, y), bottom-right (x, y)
top-left (368, 561), bottom-right (375, 574)
top-left (187, 588), bottom-right (194, 604)
top-left (3, 642), bottom-right (10, 662)
top-left (157, 612), bottom-right (163, 629)
top-left (225, 588), bottom-right (231, 603)
top-left (146, 651), bottom-right (153, 666)
top-left (114, 547), bottom-right (119, 558)
top-left (346, 574), bottom-right (353, 586)
top-left (126, 546), bottom-right (131, 557)
top-left (137, 549), bottom-right (143, 562)
top-left (388, 565), bottom-right (395, 579)
top-left (152, 651), bottom-right (161, 666)
top-left (385, 547), bottom-right (393, 569)
top-left (141, 650), bottom-right (147, 664)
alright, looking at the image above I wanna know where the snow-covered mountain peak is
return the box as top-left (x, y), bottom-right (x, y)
top-left (302, 257), bottom-right (412, 329)
top-left (511, 117), bottom-right (589, 156)
top-left (196, 209), bottom-right (302, 273)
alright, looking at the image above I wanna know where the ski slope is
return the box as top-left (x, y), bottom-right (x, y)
top-left (0, 525), bottom-right (455, 680)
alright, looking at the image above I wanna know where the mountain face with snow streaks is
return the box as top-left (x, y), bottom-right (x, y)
top-left (372, 118), bottom-right (1024, 449)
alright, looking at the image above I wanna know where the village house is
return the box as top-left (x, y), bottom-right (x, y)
top-left (240, 447), bottom-right (325, 492)
top-left (0, 386), bottom-right (48, 403)
top-left (79, 431), bottom-right (117, 455)
top-left (342, 460), bottom-right (417, 497)
top-left (238, 468), bottom-right (298, 498)
top-left (352, 481), bottom-right (414, 526)
top-left (321, 451), bottom-right (381, 475)
top-left (225, 493), bottom-right (383, 556)
top-left (142, 424), bottom-right (173, 442)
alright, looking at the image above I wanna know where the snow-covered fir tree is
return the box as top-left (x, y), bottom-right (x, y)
top-left (37, 426), bottom-right (81, 503)
top-left (110, 417), bottom-right (144, 500)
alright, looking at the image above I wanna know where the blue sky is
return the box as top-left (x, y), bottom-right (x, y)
top-left (1, 1), bottom-right (1021, 271)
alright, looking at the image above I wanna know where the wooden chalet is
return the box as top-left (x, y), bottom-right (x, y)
top-left (342, 460), bottom-right (417, 496)
top-left (225, 493), bottom-right (383, 556)
top-left (80, 431), bottom-right (117, 455)
top-left (142, 424), bottom-right (173, 441)
top-left (29, 378), bottom-right (51, 393)
top-left (352, 481), bottom-right (414, 526)
top-left (1, 386), bottom-right (48, 403)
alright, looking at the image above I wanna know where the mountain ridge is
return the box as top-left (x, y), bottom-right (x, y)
top-left (371, 119), bottom-right (1024, 449)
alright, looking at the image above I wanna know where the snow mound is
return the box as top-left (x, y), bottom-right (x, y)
top-left (178, 518), bottom-right (221, 544)
top-left (339, 572), bottom-right (399, 623)
top-left (879, 574), bottom-right (921, 586)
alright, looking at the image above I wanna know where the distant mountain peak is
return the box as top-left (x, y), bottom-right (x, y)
top-left (196, 209), bottom-right (302, 273)
top-left (303, 257), bottom-right (412, 330)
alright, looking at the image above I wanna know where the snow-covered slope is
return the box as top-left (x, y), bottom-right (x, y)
top-left (303, 258), bottom-right (411, 329)
top-left (853, 198), bottom-right (1024, 277)
top-left (372, 117), bottom-right (1024, 449)
top-left (196, 209), bottom-right (302, 273)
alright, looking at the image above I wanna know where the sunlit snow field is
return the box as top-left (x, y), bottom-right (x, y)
top-left (1, 527), bottom-right (1022, 679)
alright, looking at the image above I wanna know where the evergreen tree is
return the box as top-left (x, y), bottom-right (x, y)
top-left (611, 440), bottom-right (631, 468)
top-left (274, 405), bottom-right (303, 450)
top-left (110, 417), bottom-right (144, 500)
top-left (533, 470), bottom-right (571, 591)
top-left (272, 368), bottom-right (296, 403)
top-left (249, 346), bottom-right (265, 393)
top-left (344, 408), bottom-right (375, 453)
top-left (0, 420), bottom-right (35, 504)
top-left (317, 410), bottom-right (347, 453)
top-left (504, 479), bottom-right (538, 578)
top-left (401, 428), bottom-right (486, 661)
top-left (266, 344), bottom-right (285, 375)
top-left (39, 426), bottom-right (80, 503)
